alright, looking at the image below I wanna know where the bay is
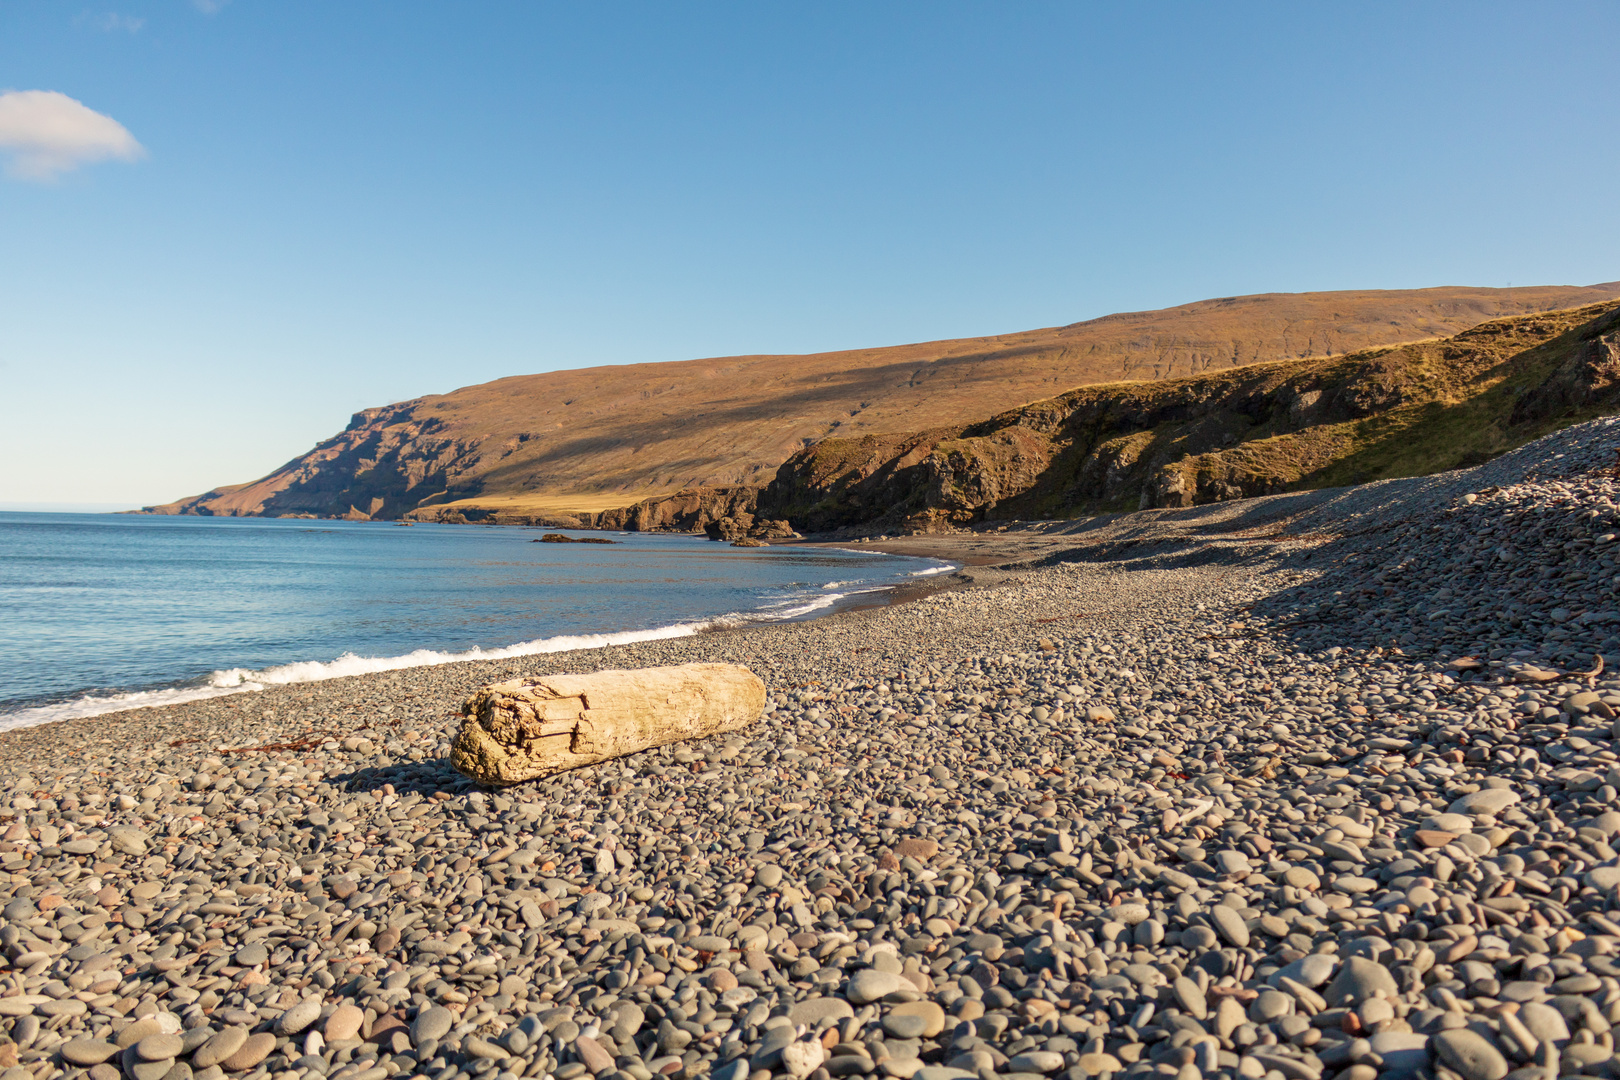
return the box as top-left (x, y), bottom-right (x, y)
top-left (0, 512), bottom-right (946, 727)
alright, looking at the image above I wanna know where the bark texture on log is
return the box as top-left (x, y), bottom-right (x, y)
top-left (450, 663), bottom-right (766, 785)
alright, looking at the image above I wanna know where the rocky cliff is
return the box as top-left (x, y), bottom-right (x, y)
top-left (141, 283), bottom-right (1620, 522)
top-left (754, 301), bottom-right (1620, 532)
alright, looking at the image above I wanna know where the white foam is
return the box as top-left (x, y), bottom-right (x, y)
top-left (758, 592), bottom-right (845, 620)
top-left (208, 621), bottom-right (709, 689)
top-left (0, 683), bottom-right (263, 733)
top-left (907, 564), bottom-right (957, 577)
top-left (1, 620), bottom-right (712, 732)
top-left (2, 555), bottom-right (947, 731)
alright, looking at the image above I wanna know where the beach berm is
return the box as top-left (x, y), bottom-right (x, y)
top-left (0, 419), bottom-right (1618, 1080)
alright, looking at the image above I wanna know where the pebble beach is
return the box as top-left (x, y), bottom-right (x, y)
top-left (3, 420), bottom-right (1620, 1080)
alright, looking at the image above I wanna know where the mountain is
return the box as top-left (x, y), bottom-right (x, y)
top-left (141, 283), bottom-right (1620, 522)
top-left (746, 299), bottom-right (1620, 533)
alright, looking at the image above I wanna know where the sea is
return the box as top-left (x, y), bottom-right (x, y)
top-left (0, 512), bottom-right (952, 731)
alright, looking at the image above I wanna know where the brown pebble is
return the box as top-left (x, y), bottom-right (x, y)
top-left (222, 1032), bottom-right (276, 1072)
top-left (325, 1003), bottom-right (365, 1042)
top-left (191, 1027), bottom-right (249, 1070)
top-left (1445, 935), bottom-right (1479, 964)
top-left (116, 1017), bottom-right (167, 1049)
top-left (575, 1035), bottom-right (615, 1075)
top-left (1415, 830), bottom-right (1459, 848)
top-left (892, 837), bottom-right (939, 860)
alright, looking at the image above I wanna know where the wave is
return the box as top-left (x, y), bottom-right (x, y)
top-left (907, 564), bottom-right (957, 577)
top-left (0, 683), bottom-right (262, 733)
top-left (0, 621), bottom-right (714, 733)
top-left (0, 582), bottom-right (900, 732)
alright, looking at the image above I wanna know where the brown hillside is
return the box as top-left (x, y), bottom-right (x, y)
top-left (142, 283), bottom-right (1620, 520)
top-left (754, 300), bottom-right (1620, 533)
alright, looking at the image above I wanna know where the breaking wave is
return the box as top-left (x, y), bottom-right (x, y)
top-left (0, 581), bottom-right (913, 732)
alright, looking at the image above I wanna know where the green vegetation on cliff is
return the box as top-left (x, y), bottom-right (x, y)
top-left (755, 301), bottom-right (1620, 532)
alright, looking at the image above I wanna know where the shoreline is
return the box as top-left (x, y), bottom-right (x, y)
top-left (0, 542), bottom-right (971, 733)
top-left (1, 419), bottom-right (1616, 1080)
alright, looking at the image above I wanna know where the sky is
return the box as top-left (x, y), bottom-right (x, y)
top-left (2, 2), bottom-right (1618, 507)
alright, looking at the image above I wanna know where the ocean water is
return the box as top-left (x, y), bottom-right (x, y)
top-left (0, 512), bottom-right (950, 729)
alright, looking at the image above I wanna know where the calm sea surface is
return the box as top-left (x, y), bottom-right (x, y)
top-left (0, 513), bottom-right (949, 728)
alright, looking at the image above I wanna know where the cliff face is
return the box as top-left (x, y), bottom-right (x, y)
top-left (143, 404), bottom-right (488, 520)
top-left (755, 301), bottom-right (1620, 532)
top-left (141, 283), bottom-right (1620, 522)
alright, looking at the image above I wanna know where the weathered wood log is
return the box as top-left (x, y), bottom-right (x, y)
top-left (450, 663), bottom-right (766, 785)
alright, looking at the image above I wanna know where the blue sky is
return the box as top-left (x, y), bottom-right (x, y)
top-left (2, 2), bottom-right (1617, 506)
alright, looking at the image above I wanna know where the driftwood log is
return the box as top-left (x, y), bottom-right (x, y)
top-left (450, 663), bottom-right (766, 785)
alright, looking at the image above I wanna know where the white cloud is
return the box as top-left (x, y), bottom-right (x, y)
top-left (75, 11), bottom-right (146, 32)
top-left (0, 90), bottom-right (145, 182)
top-left (192, 0), bottom-right (230, 12)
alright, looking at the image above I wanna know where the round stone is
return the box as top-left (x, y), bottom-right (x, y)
top-left (1008, 1052), bottom-right (1067, 1074)
top-left (1249, 990), bottom-right (1292, 1022)
top-left (1209, 904), bottom-right (1250, 947)
top-left (234, 943), bottom-right (269, 967)
top-left (324, 1003), bottom-right (365, 1042)
top-left (1283, 866), bottom-right (1320, 890)
top-left (222, 1032), bottom-right (277, 1073)
top-left (1421, 813), bottom-right (1474, 833)
top-left (1323, 957), bottom-right (1398, 1005)
top-left (1172, 976), bottom-right (1208, 1020)
top-left (884, 1002), bottom-right (946, 1039)
top-left (1434, 1028), bottom-right (1509, 1080)
top-left (275, 997), bottom-right (322, 1035)
top-left (191, 1027), bottom-right (249, 1069)
top-left (847, 969), bottom-right (911, 1004)
top-left (116, 1017), bottom-right (170, 1049)
top-left (60, 1039), bottom-right (119, 1066)
top-left (1271, 954), bottom-right (1337, 989)
top-left (690, 934), bottom-right (731, 953)
top-left (1447, 789), bottom-right (1519, 818)
top-left (1181, 925), bottom-right (1218, 950)
top-left (781, 1038), bottom-right (826, 1079)
top-left (129, 1060), bottom-right (173, 1080)
top-left (788, 997), bottom-right (855, 1026)
top-left (135, 1033), bottom-right (183, 1061)
top-left (1515, 1002), bottom-right (1570, 1045)
top-left (412, 1005), bottom-right (454, 1045)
